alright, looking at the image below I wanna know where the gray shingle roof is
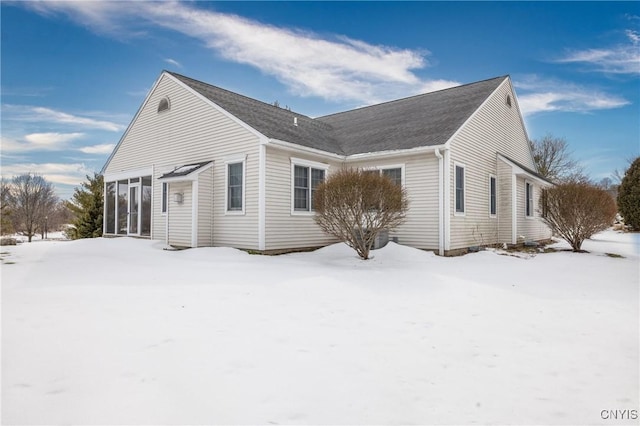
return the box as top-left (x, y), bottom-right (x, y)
top-left (317, 76), bottom-right (506, 155)
top-left (168, 71), bottom-right (507, 156)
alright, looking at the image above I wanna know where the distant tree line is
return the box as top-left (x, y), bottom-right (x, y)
top-left (1, 172), bottom-right (104, 242)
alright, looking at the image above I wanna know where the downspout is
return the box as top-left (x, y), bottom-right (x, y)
top-left (102, 180), bottom-right (108, 236)
top-left (434, 148), bottom-right (444, 256)
top-left (512, 172), bottom-right (517, 245)
top-left (165, 183), bottom-right (170, 247)
top-left (443, 148), bottom-right (451, 253)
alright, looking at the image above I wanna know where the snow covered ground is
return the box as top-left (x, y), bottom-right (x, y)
top-left (2, 230), bottom-right (638, 425)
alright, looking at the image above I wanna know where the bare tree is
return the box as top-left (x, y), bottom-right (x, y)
top-left (6, 174), bottom-right (58, 242)
top-left (1, 179), bottom-right (14, 235)
top-left (529, 134), bottom-right (581, 182)
top-left (540, 183), bottom-right (617, 252)
top-left (313, 168), bottom-right (408, 260)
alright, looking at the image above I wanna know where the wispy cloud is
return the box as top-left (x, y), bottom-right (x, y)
top-left (2, 132), bottom-right (85, 153)
top-left (2, 105), bottom-right (125, 131)
top-left (514, 76), bottom-right (630, 116)
top-left (164, 58), bottom-right (182, 68)
top-left (0, 162), bottom-right (92, 186)
top-left (24, 132), bottom-right (85, 146)
top-left (78, 143), bottom-right (115, 154)
top-left (22, 1), bottom-right (458, 104)
top-left (555, 29), bottom-right (640, 75)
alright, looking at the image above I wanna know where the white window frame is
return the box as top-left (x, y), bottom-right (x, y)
top-left (454, 162), bottom-right (466, 216)
top-left (489, 174), bottom-right (497, 218)
top-left (161, 182), bottom-right (168, 214)
top-left (290, 157), bottom-right (329, 216)
top-left (362, 164), bottom-right (406, 187)
top-left (225, 154), bottom-right (247, 215)
top-left (525, 180), bottom-right (534, 218)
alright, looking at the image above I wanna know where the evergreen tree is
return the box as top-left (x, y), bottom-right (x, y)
top-left (66, 173), bottom-right (104, 239)
top-left (617, 157), bottom-right (640, 231)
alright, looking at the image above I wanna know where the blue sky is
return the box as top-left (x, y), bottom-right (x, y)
top-left (2, 1), bottom-right (639, 199)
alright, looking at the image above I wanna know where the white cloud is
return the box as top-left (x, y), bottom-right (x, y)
top-left (2, 104), bottom-right (125, 132)
top-left (1, 133), bottom-right (85, 153)
top-left (556, 30), bottom-right (640, 75)
top-left (30, 107), bottom-right (125, 131)
top-left (24, 132), bottom-right (85, 146)
top-left (78, 143), bottom-right (115, 154)
top-left (164, 58), bottom-right (182, 68)
top-left (22, 1), bottom-right (458, 104)
top-left (0, 162), bottom-right (91, 186)
top-left (514, 76), bottom-right (630, 116)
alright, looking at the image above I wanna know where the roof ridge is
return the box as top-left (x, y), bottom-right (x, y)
top-left (317, 75), bottom-right (508, 120)
top-left (166, 70), bottom-right (315, 120)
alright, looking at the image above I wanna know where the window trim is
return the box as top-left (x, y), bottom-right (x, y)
top-left (525, 180), bottom-right (534, 218)
top-left (290, 158), bottom-right (329, 216)
top-left (489, 174), bottom-right (497, 218)
top-left (225, 156), bottom-right (247, 215)
top-left (362, 163), bottom-right (405, 187)
top-left (454, 162), bottom-right (466, 216)
top-left (161, 182), bottom-right (168, 214)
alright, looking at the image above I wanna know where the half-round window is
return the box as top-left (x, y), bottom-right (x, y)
top-left (505, 94), bottom-right (512, 108)
top-left (158, 97), bottom-right (170, 113)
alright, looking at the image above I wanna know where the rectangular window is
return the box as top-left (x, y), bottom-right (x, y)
top-left (382, 168), bottom-right (402, 186)
top-left (489, 176), bottom-right (497, 216)
top-left (455, 165), bottom-right (465, 213)
top-left (293, 164), bottom-right (325, 212)
top-left (161, 182), bottom-right (168, 213)
top-left (294, 165), bottom-right (309, 211)
top-left (526, 182), bottom-right (533, 217)
top-left (117, 180), bottom-right (128, 234)
top-left (227, 162), bottom-right (243, 211)
top-left (141, 176), bottom-right (152, 236)
top-left (105, 181), bottom-right (116, 234)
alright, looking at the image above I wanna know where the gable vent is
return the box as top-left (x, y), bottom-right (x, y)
top-left (158, 97), bottom-right (171, 113)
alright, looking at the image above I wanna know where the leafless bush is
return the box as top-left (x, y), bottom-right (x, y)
top-left (540, 183), bottom-right (617, 251)
top-left (313, 168), bottom-right (408, 260)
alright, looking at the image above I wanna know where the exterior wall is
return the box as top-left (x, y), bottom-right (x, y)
top-left (347, 153), bottom-right (440, 250)
top-left (197, 168), bottom-right (214, 247)
top-left (516, 177), bottom-right (553, 242)
top-left (448, 78), bottom-right (547, 249)
top-left (497, 160), bottom-right (513, 243)
top-left (167, 181), bottom-right (192, 247)
top-left (104, 74), bottom-right (261, 250)
top-left (263, 146), bottom-right (340, 250)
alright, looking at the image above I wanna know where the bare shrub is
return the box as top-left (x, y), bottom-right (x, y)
top-left (313, 168), bottom-right (408, 260)
top-left (541, 183), bottom-right (617, 251)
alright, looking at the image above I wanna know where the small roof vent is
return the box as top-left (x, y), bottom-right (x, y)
top-left (293, 116), bottom-right (298, 126)
top-left (158, 97), bottom-right (170, 113)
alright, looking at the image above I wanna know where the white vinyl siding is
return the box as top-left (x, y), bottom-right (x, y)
top-left (517, 178), bottom-right (552, 241)
top-left (497, 160), bottom-right (513, 243)
top-left (448, 78), bottom-right (547, 250)
top-left (347, 154), bottom-right (439, 250)
top-left (197, 167), bottom-right (214, 247)
top-left (167, 181), bottom-right (192, 247)
top-left (264, 147), bottom-right (339, 250)
top-left (105, 74), bottom-right (260, 250)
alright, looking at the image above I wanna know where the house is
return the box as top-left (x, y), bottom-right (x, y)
top-left (101, 71), bottom-right (552, 255)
